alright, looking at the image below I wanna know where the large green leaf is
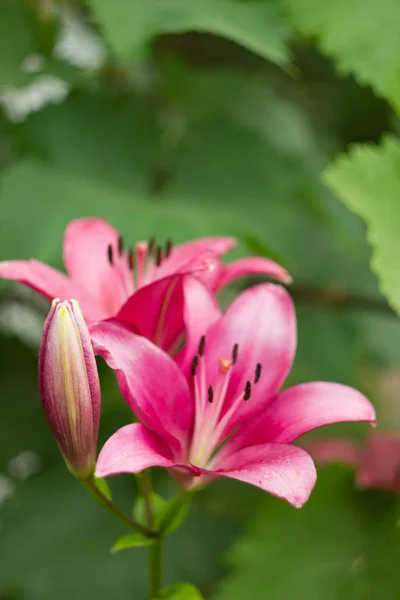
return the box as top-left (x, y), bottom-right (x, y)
top-left (324, 135), bottom-right (400, 315)
top-left (216, 468), bottom-right (400, 600)
top-left (284, 0), bottom-right (400, 112)
top-left (88, 0), bottom-right (290, 66)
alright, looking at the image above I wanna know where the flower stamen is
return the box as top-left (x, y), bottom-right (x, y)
top-left (254, 363), bottom-right (262, 384)
top-left (198, 335), bottom-right (206, 357)
top-left (207, 385), bottom-right (214, 403)
top-left (191, 354), bottom-right (199, 376)
top-left (165, 238), bottom-right (173, 258)
top-left (107, 244), bottom-right (113, 265)
top-left (244, 380), bottom-right (252, 401)
top-left (232, 343), bottom-right (239, 365)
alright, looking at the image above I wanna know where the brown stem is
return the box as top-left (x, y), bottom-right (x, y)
top-left (288, 283), bottom-right (395, 316)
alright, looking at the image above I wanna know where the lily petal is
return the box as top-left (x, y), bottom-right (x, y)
top-left (214, 256), bottom-right (292, 290)
top-left (205, 284), bottom-right (296, 431)
top-left (116, 275), bottom-right (185, 352)
top-left (175, 277), bottom-right (221, 375)
top-left (0, 259), bottom-right (73, 301)
top-left (303, 437), bottom-right (359, 468)
top-left (63, 218), bottom-right (133, 320)
top-left (357, 432), bottom-right (400, 491)
top-left (95, 423), bottom-right (176, 478)
top-left (152, 237), bottom-right (236, 288)
top-left (212, 443), bottom-right (317, 508)
top-left (250, 382), bottom-right (375, 446)
top-left (90, 321), bottom-right (193, 456)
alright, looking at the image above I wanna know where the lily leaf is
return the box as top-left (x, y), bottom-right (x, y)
top-left (111, 533), bottom-right (155, 554)
top-left (161, 582), bottom-right (204, 599)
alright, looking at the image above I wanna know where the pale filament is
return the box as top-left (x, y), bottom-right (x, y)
top-left (189, 356), bottom-right (248, 467)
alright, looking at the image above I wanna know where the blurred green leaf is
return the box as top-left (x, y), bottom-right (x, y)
top-left (284, 0), bottom-right (400, 112)
top-left (133, 491), bottom-right (167, 525)
top-left (0, 0), bottom-right (78, 90)
top-left (133, 491), bottom-right (190, 536)
top-left (88, 0), bottom-right (290, 66)
top-left (0, 0), bottom-right (40, 88)
top-left (159, 493), bottom-right (191, 536)
top-left (216, 468), bottom-right (400, 600)
top-left (324, 135), bottom-right (400, 315)
top-left (111, 532), bottom-right (155, 553)
top-left (161, 582), bottom-right (204, 599)
top-left (95, 477), bottom-right (112, 501)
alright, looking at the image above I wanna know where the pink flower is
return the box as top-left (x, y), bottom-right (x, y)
top-left (305, 431), bottom-right (400, 493)
top-left (39, 299), bottom-right (100, 478)
top-left (91, 279), bottom-right (375, 507)
top-left (0, 217), bottom-right (290, 341)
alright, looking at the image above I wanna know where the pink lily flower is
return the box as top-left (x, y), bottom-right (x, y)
top-left (0, 217), bottom-right (290, 338)
top-left (91, 279), bottom-right (375, 507)
top-left (305, 431), bottom-right (400, 493)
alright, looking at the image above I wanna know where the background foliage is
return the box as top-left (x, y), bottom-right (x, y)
top-left (0, 1), bottom-right (399, 598)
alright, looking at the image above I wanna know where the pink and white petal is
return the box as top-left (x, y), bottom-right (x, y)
top-left (152, 237), bottom-right (237, 285)
top-left (95, 423), bottom-right (176, 478)
top-left (214, 256), bottom-right (292, 290)
top-left (303, 437), bottom-right (359, 468)
top-left (210, 443), bottom-right (317, 508)
top-left (90, 320), bottom-right (193, 456)
top-left (116, 275), bottom-right (185, 353)
top-left (0, 259), bottom-right (73, 302)
top-left (205, 284), bottom-right (296, 432)
top-left (245, 382), bottom-right (375, 447)
top-left (175, 276), bottom-right (222, 375)
top-left (63, 218), bottom-right (133, 319)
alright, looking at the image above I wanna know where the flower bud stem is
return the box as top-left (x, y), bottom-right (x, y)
top-left (81, 476), bottom-right (157, 538)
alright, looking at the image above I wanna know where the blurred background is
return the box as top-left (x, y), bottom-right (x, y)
top-left (0, 1), bottom-right (400, 598)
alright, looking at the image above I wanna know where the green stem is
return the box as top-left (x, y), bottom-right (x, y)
top-left (81, 476), bottom-right (156, 538)
top-left (139, 470), bottom-right (163, 598)
top-left (149, 538), bottom-right (163, 599)
top-left (140, 470), bottom-right (154, 529)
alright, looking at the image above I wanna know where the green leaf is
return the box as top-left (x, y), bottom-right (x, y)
top-left (161, 582), bottom-right (204, 599)
top-left (111, 533), bottom-right (155, 553)
top-left (133, 491), bottom-right (190, 536)
top-left (159, 493), bottom-right (191, 536)
top-left (133, 492), bottom-right (167, 526)
top-left (284, 0), bottom-right (400, 112)
top-left (88, 0), bottom-right (290, 67)
top-left (94, 477), bottom-right (112, 501)
top-left (324, 135), bottom-right (400, 315)
top-left (215, 468), bottom-right (400, 600)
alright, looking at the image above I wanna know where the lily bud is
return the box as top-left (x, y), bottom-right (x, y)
top-left (39, 299), bottom-right (100, 478)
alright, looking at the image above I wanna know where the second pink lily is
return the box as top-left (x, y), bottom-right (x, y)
top-left (0, 218), bottom-right (290, 347)
top-left (91, 280), bottom-right (375, 507)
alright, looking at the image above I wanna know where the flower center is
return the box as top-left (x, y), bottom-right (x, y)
top-left (106, 236), bottom-right (173, 292)
top-left (188, 337), bottom-right (261, 468)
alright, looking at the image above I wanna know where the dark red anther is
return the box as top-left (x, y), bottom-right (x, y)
top-left (232, 343), bottom-right (239, 365)
top-left (198, 335), bottom-right (206, 357)
top-left (155, 246), bottom-right (162, 267)
top-left (148, 236), bottom-right (155, 255)
top-left (191, 355), bottom-right (199, 376)
top-left (243, 380), bottom-right (252, 401)
top-left (128, 248), bottom-right (134, 270)
top-left (118, 235), bottom-right (124, 255)
top-left (165, 238), bottom-right (173, 258)
top-left (107, 244), bottom-right (113, 265)
top-left (207, 385), bottom-right (214, 403)
top-left (254, 363), bottom-right (262, 384)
